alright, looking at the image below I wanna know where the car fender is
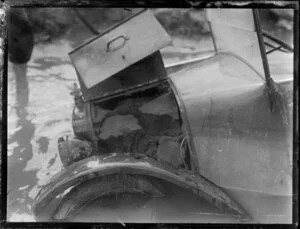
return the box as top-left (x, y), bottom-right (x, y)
top-left (33, 153), bottom-right (251, 221)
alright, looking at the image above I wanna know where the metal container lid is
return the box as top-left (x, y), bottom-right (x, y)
top-left (69, 9), bottom-right (171, 101)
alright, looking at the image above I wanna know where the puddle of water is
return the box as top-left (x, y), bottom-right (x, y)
top-left (7, 40), bottom-right (77, 221)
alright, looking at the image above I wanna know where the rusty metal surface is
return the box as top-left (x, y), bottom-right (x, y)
top-left (169, 53), bottom-right (292, 196)
top-left (33, 153), bottom-right (251, 221)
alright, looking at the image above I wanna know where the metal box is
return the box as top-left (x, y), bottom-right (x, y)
top-left (69, 9), bottom-right (171, 101)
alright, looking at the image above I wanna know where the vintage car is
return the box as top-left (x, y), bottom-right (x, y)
top-left (33, 9), bottom-right (293, 223)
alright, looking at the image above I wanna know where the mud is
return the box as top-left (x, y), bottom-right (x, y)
top-left (92, 85), bottom-right (185, 167)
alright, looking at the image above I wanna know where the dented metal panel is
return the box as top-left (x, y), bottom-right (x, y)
top-left (169, 53), bottom-right (292, 196)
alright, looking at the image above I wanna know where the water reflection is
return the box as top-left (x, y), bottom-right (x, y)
top-left (7, 63), bottom-right (37, 221)
top-left (13, 64), bottom-right (29, 115)
top-left (7, 41), bottom-right (76, 221)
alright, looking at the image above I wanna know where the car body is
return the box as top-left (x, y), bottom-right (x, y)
top-left (33, 8), bottom-right (294, 223)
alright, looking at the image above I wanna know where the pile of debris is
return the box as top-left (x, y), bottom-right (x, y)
top-left (92, 85), bottom-right (186, 168)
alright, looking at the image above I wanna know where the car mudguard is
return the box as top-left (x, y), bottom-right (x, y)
top-left (33, 153), bottom-right (251, 221)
